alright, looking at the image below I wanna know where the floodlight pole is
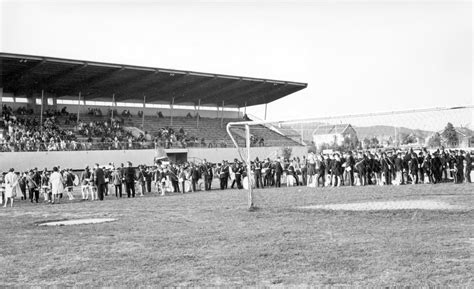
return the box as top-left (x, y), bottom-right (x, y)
top-left (245, 124), bottom-right (254, 210)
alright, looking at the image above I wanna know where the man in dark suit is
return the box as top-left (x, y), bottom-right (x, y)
top-left (464, 151), bottom-right (472, 183)
top-left (124, 161), bottom-right (136, 197)
top-left (93, 163), bottom-right (106, 201)
top-left (274, 158), bottom-right (283, 188)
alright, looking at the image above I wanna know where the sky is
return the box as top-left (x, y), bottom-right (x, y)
top-left (1, 0), bottom-right (472, 124)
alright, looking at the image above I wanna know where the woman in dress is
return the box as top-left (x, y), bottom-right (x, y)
top-left (4, 168), bottom-right (19, 208)
top-left (49, 166), bottom-right (64, 204)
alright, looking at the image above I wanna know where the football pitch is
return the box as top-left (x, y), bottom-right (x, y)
top-left (1, 183), bottom-right (473, 287)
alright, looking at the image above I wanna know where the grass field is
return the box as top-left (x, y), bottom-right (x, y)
top-left (0, 183), bottom-right (473, 287)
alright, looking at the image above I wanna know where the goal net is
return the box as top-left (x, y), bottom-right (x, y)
top-left (226, 105), bottom-right (474, 209)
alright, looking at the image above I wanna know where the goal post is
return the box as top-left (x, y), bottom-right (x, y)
top-left (226, 105), bottom-right (474, 210)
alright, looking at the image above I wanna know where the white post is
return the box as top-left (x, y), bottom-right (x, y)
top-left (245, 124), bottom-right (254, 210)
top-left (264, 103), bottom-right (268, 120)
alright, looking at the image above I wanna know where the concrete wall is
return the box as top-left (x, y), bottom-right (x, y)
top-left (0, 146), bottom-right (307, 172)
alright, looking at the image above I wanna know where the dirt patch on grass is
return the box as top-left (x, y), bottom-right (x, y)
top-left (37, 218), bottom-right (117, 226)
top-left (300, 200), bottom-right (463, 211)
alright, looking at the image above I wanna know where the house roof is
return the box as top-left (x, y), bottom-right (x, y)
top-left (438, 127), bottom-right (474, 138)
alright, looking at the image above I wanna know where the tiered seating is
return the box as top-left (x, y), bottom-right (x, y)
top-left (124, 116), bottom-right (302, 147)
top-left (3, 111), bottom-right (301, 149)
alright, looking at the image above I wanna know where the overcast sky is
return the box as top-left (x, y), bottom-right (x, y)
top-left (1, 0), bottom-right (472, 123)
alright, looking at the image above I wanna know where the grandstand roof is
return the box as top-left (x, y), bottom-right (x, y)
top-left (0, 53), bottom-right (307, 107)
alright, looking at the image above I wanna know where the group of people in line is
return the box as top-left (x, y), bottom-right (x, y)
top-left (1, 146), bottom-right (472, 208)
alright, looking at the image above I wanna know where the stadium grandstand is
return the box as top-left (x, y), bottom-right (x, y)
top-left (0, 53), bottom-right (307, 170)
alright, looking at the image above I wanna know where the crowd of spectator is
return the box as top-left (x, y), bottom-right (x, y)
top-left (1, 106), bottom-right (265, 152)
top-left (1, 107), bottom-right (77, 152)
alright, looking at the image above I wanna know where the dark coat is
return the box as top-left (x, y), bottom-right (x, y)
top-left (94, 168), bottom-right (106, 186)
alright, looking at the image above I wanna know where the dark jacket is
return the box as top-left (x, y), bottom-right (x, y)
top-left (94, 168), bottom-right (106, 186)
top-left (124, 167), bottom-right (136, 183)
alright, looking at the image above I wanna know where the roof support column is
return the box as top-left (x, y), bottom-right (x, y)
top-left (40, 90), bottom-right (44, 133)
top-left (264, 103), bottom-right (268, 120)
top-left (170, 97), bottom-right (175, 126)
top-left (77, 92), bottom-right (81, 123)
top-left (142, 94), bottom-right (146, 129)
top-left (244, 101), bottom-right (247, 118)
top-left (0, 87), bottom-right (3, 116)
top-left (111, 93), bottom-right (115, 119)
top-left (196, 98), bottom-right (201, 129)
top-left (221, 100), bottom-right (225, 128)
top-left (237, 106), bottom-right (240, 119)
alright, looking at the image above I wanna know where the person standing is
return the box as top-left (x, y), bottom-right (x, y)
top-left (4, 168), bottom-right (19, 208)
top-left (137, 166), bottom-right (146, 196)
top-left (300, 156), bottom-right (307, 186)
top-left (205, 161), bottom-right (213, 191)
top-left (111, 167), bottom-right (123, 198)
top-left (124, 161), bottom-right (136, 198)
top-left (93, 163), bottom-right (106, 201)
top-left (190, 163), bottom-right (200, 192)
top-left (80, 166), bottom-right (92, 200)
top-left (463, 151), bottom-right (471, 183)
top-left (217, 163), bottom-right (227, 190)
top-left (64, 169), bottom-right (75, 200)
top-left (455, 150), bottom-right (464, 184)
top-left (26, 170), bottom-right (39, 203)
top-left (145, 167), bottom-right (153, 193)
top-left (274, 158), bottom-right (283, 188)
top-left (49, 167), bottom-right (64, 204)
top-left (408, 153), bottom-right (419, 185)
top-left (178, 166), bottom-right (186, 194)
top-left (18, 171), bottom-right (27, 200)
top-left (254, 158), bottom-right (264, 189)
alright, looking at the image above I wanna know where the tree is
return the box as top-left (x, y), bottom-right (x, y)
top-left (370, 137), bottom-right (379, 148)
top-left (402, 133), bottom-right (417, 145)
top-left (362, 137), bottom-right (371, 149)
top-left (441, 122), bottom-right (458, 147)
top-left (341, 135), bottom-right (359, 150)
top-left (307, 142), bottom-right (317, 154)
top-left (427, 132), bottom-right (441, 148)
